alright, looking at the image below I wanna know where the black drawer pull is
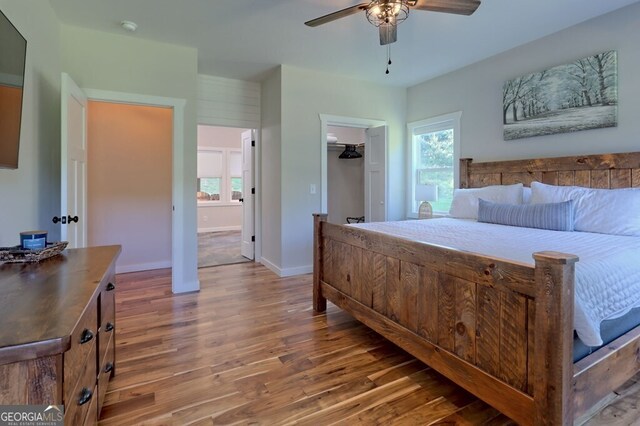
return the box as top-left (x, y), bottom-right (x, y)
top-left (80, 329), bottom-right (94, 344)
top-left (104, 362), bottom-right (114, 373)
top-left (106, 282), bottom-right (115, 291)
top-left (78, 388), bottom-right (92, 406)
top-left (105, 322), bottom-right (114, 332)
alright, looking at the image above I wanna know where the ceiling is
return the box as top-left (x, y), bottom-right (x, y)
top-left (49, 0), bottom-right (640, 87)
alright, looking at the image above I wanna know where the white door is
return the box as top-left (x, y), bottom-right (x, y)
top-left (60, 73), bottom-right (88, 248)
top-left (364, 125), bottom-right (387, 223)
top-left (240, 129), bottom-right (254, 259)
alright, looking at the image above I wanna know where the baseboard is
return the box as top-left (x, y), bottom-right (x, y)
top-left (281, 265), bottom-right (313, 277)
top-left (260, 257), bottom-right (312, 277)
top-left (198, 226), bottom-right (241, 233)
top-left (116, 260), bottom-right (172, 274)
top-left (173, 279), bottom-right (200, 294)
top-left (260, 257), bottom-right (279, 275)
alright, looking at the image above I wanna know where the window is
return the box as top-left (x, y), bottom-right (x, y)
top-left (231, 177), bottom-right (243, 201)
top-left (198, 178), bottom-right (221, 201)
top-left (407, 112), bottom-right (461, 217)
top-left (197, 148), bottom-right (242, 204)
top-left (228, 151), bottom-right (242, 202)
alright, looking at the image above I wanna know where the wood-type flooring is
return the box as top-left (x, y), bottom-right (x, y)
top-left (198, 231), bottom-right (250, 268)
top-left (99, 263), bottom-right (640, 425)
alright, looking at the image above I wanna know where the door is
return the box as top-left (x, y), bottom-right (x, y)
top-left (364, 125), bottom-right (387, 223)
top-left (60, 73), bottom-right (88, 248)
top-left (241, 129), bottom-right (254, 259)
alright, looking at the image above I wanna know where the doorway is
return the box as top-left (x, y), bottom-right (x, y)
top-left (320, 114), bottom-right (388, 223)
top-left (326, 125), bottom-right (365, 225)
top-left (61, 74), bottom-right (196, 293)
top-left (196, 125), bottom-right (255, 268)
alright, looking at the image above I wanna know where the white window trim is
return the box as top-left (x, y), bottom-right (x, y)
top-left (197, 146), bottom-right (242, 205)
top-left (406, 111), bottom-right (462, 218)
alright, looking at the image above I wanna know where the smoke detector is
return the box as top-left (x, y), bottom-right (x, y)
top-left (120, 21), bottom-right (138, 32)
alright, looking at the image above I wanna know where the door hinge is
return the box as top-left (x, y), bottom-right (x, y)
top-left (251, 236), bottom-right (255, 242)
top-left (251, 188), bottom-right (255, 195)
top-left (251, 140), bottom-right (255, 147)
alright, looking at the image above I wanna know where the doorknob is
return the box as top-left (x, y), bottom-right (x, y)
top-left (239, 198), bottom-right (244, 203)
top-left (67, 215), bottom-right (79, 223)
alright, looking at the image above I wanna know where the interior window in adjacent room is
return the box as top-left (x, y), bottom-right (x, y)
top-left (197, 148), bottom-right (243, 203)
top-left (228, 150), bottom-right (243, 202)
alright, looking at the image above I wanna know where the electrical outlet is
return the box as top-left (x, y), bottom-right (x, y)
top-left (310, 184), bottom-right (316, 195)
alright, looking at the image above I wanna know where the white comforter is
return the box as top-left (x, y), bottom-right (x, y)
top-left (351, 218), bottom-right (640, 347)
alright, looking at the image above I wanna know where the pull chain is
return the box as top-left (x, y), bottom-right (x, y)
top-left (385, 45), bottom-right (392, 75)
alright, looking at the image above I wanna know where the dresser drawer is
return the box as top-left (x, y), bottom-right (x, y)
top-left (64, 297), bottom-right (98, 406)
top-left (65, 342), bottom-right (97, 426)
top-left (101, 271), bottom-right (117, 304)
top-left (83, 385), bottom-right (98, 425)
top-left (97, 332), bottom-right (114, 415)
top-left (99, 289), bottom-right (115, 367)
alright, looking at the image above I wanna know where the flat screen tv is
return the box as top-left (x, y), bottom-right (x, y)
top-left (0, 9), bottom-right (26, 169)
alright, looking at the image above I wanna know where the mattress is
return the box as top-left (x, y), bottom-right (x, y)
top-left (573, 307), bottom-right (640, 362)
top-left (351, 218), bottom-right (640, 347)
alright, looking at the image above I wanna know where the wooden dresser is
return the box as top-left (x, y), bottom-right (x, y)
top-left (0, 246), bottom-right (121, 425)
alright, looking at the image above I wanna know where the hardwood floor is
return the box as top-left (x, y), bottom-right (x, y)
top-left (99, 263), bottom-right (639, 425)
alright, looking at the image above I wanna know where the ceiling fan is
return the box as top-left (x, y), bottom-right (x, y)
top-left (305, 0), bottom-right (481, 46)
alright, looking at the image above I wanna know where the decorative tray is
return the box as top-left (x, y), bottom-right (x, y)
top-left (0, 241), bottom-right (69, 263)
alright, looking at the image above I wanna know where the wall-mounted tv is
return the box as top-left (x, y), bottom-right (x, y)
top-left (0, 9), bottom-right (27, 169)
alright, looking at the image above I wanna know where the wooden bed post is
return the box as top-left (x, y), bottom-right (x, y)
top-left (459, 158), bottom-right (472, 189)
top-left (313, 213), bottom-right (328, 312)
top-left (532, 251), bottom-right (579, 425)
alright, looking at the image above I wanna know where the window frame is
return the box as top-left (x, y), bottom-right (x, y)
top-left (406, 111), bottom-right (462, 218)
top-left (197, 147), bottom-right (243, 206)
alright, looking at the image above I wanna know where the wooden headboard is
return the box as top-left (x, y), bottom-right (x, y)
top-left (460, 152), bottom-right (640, 189)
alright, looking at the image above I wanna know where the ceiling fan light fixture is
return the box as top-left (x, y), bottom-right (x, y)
top-left (366, 0), bottom-right (409, 27)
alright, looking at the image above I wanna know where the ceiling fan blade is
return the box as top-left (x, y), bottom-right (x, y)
top-left (379, 24), bottom-right (397, 46)
top-left (305, 3), bottom-right (369, 27)
top-left (412, 0), bottom-right (481, 16)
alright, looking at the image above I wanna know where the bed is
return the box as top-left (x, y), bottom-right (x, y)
top-left (312, 151), bottom-right (640, 425)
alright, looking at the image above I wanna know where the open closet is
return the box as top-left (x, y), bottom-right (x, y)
top-left (326, 125), bottom-right (366, 225)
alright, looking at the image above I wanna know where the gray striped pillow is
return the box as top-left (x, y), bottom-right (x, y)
top-left (477, 199), bottom-right (575, 231)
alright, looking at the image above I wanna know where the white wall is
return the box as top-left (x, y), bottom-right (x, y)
top-left (260, 68), bottom-right (282, 269)
top-left (197, 125), bottom-right (244, 232)
top-left (277, 65), bottom-right (407, 273)
top-left (87, 101), bottom-right (173, 273)
top-left (407, 2), bottom-right (640, 162)
top-left (198, 74), bottom-right (260, 129)
top-left (198, 125), bottom-right (245, 149)
top-left (0, 1), bottom-right (60, 246)
top-left (60, 24), bottom-right (199, 291)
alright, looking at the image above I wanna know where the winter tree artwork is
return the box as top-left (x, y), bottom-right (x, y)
top-left (503, 51), bottom-right (617, 140)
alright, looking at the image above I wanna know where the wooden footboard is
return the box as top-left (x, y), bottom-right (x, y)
top-left (312, 213), bottom-right (578, 425)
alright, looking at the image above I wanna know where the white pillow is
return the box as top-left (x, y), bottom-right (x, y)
top-left (449, 183), bottom-right (524, 219)
top-left (530, 181), bottom-right (640, 236)
top-left (523, 187), bottom-right (532, 204)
